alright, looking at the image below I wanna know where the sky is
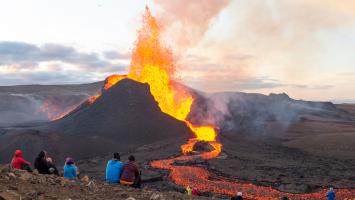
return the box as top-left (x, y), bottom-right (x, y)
top-left (0, 0), bottom-right (355, 103)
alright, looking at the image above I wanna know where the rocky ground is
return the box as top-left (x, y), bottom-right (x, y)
top-left (0, 165), bottom-right (210, 200)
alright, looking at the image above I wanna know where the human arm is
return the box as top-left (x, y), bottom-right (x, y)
top-left (18, 157), bottom-right (31, 166)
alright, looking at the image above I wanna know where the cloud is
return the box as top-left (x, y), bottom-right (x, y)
top-left (290, 84), bottom-right (333, 90)
top-left (0, 41), bottom-right (129, 85)
top-left (103, 50), bottom-right (131, 60)
top-left (0, 41), bottom-right (109, 69)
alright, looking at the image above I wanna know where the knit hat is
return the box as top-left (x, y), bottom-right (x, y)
top-left (66, 157), bottom-right (74, 165)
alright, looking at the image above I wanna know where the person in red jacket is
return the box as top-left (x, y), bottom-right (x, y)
top-left (120, 155), bottom-right (140, 187)
top-left (11, 150), bottom-right (31, 171)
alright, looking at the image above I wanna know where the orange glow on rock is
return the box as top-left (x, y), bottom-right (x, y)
top-left (103, 74), bottom-right (127, 90)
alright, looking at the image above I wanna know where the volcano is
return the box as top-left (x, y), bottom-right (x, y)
top-left (0, 78), bottom-right (193, 162)
top-left (1, 5), bottom-right (355, 199)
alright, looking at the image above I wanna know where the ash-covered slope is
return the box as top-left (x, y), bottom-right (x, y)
top-left (0, 82), bottom-right (103, 125)
top-left (44, 78), bottom-right (192, 143)
top-left (0, 79), bottom-right (192, 163)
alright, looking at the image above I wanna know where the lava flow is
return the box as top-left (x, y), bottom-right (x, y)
top-left (63, 6), bottom-right (355, 199)
top-left (130, 7), bottom-right (355, 200)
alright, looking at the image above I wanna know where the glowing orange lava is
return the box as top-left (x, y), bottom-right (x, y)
top-left (87, 74), bottom-right (127, 104)
top-left (151, 154), bottom-right (355, 199)
top-left (50, 6), bottom-right (355, 199)
top-left (127, 6), bottom-right (220, 155)
top-left (134, 7), bottom-right (354, 199)
top-left (103, 74), bottom-right (127, 90)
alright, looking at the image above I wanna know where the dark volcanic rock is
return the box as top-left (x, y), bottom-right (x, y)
top-left (0, 79), bottom-right (193, 163)
top-left (192, 141), bottom-right (215, 152)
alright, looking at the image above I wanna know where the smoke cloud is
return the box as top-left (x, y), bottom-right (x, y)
top-left (154, 0), bottom-right (231, 49)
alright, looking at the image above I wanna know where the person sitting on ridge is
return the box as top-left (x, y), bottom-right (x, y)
top-left (11, 149), bottom-right (32, 172)
top-left (326, 187), bottom-right (336, 200)
top-left (34, 150), bottom-right (50, 174)
top-left (46, 157), bottom-right (59, 176)
top-left (63, 157), bottom-right (78, 180)
top-left (231, 192), bottom-right (243, 200)
top-left (106, 152), bottom-right (124, 184)
top-left (120, 155), bottom-right (140, 187)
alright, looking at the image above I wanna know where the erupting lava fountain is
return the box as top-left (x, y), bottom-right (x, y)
top-left (89, 6), bottom-right (222, 156)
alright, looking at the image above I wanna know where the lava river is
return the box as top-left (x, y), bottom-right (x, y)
top-left (81, 6), bottom-right (355, 199)
top-left (150, 140), bottom-right (355, 200)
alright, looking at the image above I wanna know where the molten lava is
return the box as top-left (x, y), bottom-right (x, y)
top-left (103, 74), bottom-right (127, 90)
top-left (127, 6), bottom-right (220, 155)
top-left (48, 6), bottom-right (355, 199)
top-left (87, 74), bottom-right (127, 104)
top-left (151, 155), bottom-right (355, 199)
top-left (130, 7), bottom-right (355, 199)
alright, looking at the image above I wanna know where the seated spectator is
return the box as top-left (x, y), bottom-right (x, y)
top-left (106, 152), bottom-right (124, 184)
top-left (11, 150), bottom-right (31, 172)
top-left (34, 151), bottom-right (50, 174)
top-left (63, 157), bottom-right (78, 180)
top-left (120, 155), bottom-right (140, 187)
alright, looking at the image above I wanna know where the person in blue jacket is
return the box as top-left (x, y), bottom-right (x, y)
top-left (106, 152), bottom-right (124, 183)
top-left (63, 157), bottom-right (78, 180)
top-left (326, 187), bottom-right (335, 200)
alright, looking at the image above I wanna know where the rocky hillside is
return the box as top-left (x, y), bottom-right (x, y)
top-left (0, 165), bottom-right (209, 200)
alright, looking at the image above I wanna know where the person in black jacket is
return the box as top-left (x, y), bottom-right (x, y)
top-left (46, 157), bottom-right (59, 176)
top-left (34, 151), bottom-right (50, 174)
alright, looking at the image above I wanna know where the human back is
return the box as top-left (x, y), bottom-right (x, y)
top-left (63, 157), bottom-right (78, 179)
top-left (120, 155), bottom-right (139, 186)
top-left (34, 151), bottom-right (50, 174)
top-left (106, 152), bottom-right (124, 183)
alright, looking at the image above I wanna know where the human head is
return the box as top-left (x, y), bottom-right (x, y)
top-left (14, 150), bottom-right (23, 157)
top-left (46, 157), bottom-right (53, 164)
top-left (329, 187), bottom-right (334, 191)
top-left (128, 155), bottom-right (135, 161)
top-left (38, 151), bottom-right (46, 158)
top-left (113, 152), bottom-right (120, 160)
top-left (66, 157), bottom-right (74, 165)
top-left (237, 192), bottom-right (242, 196)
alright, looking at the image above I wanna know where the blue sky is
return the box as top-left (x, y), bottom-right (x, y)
top-left (0, 0), bottom-right (355, 102)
